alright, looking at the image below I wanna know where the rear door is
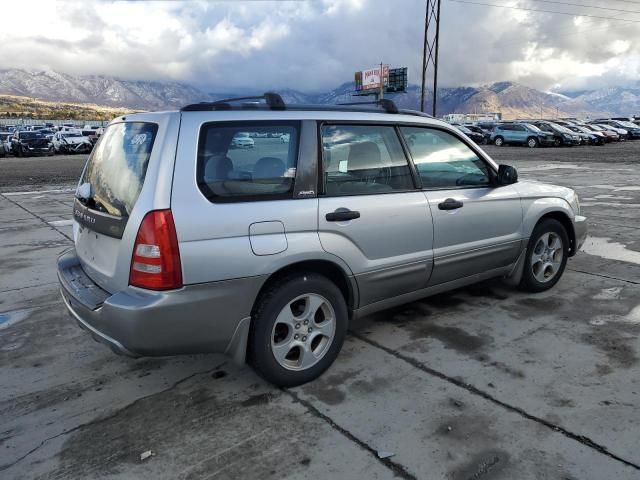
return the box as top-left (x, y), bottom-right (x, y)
top-left (73, 114), bottom-right (179, 292)
top-left (317, 123), bottom-right (434, 307)
top-left (170, 116), bottom-right (319, 285)
top-left (399, 126), bottom-right (523, 285)
top-left (511, 124), bottom-right (527, 144)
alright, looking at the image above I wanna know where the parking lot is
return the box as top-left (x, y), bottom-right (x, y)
top-left (1, 142), bottom-right (640, 479)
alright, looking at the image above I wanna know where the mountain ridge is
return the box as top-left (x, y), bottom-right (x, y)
top-left (0, 69), bottom-right (637, 118)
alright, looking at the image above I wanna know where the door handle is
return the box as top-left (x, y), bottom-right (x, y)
top-left (326, 208), bottom-right (361, 222)
top-left (438, 198), bottom-right (464, 211)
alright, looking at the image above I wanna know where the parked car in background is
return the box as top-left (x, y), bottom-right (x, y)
top-left (10, 131), bottom-right (54, 156)
top-left (583, 124), bottom-right (619, 142)
top-left (463, 124), bottom-right (490, 144)
top-left (230, 132), bottom-right (255, 148)
top-left (455, 125), bottom-right (485, 144)
top-left (81, 129), bottom-right (100, 145)
top-left (566, 125), bottom-right (605, 145)
top-left (0, 132), bottom-right (12, 156)
top-left (52, 131), bottom-right (93, 154)
top-left (594, 120), bottom-right (640, 139)
top-left (530, 121), bottom-right (581, 146)
top-left (593, 123), bottom-right (627, 140)
top-left (280, 133), bottom-right (290, 143)
top-left (490, 123), bottom-right (555, 148)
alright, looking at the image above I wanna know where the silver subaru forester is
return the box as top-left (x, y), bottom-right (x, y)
top-left (58, 94), bottom-right (587, 387)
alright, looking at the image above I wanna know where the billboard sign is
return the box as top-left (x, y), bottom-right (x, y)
top-left (355, 65), bottom-right (389, 91)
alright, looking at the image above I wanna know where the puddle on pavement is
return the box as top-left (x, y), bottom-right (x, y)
top-left (593, 287), bottom-right (623, 300)
top-left (582, 194), bottom-right (634, 201)
top-left (48, 219), bottom-right (74, 227)
top-left (0, 308), bottom-right (33, 330)
top-left (580, 236), bottom-right (640, 265)
top-left (518, 163), bottom-right (585, 172)
top-left (586, 184), bottom-right (640, 192)
top-left (581, 202), bottom-right (640, 208)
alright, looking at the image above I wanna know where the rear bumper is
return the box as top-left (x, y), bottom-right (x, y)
top-left (573, 215), bottom-right (588, 254)
top-left (57, 248), bottom-right (265, 358)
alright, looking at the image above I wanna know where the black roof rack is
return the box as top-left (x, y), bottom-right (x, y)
top-left (337, 99), bottom-right (399, 114)
top-left (180, 92), bottom-right (436, 119)
top-left (181, 92), bottom-right (285, 112)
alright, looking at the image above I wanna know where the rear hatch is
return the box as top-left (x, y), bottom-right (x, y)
top-left (73, 117), bottom-right (174, 293)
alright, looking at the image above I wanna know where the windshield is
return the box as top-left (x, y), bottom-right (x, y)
top-left (619, 121), bottom-right (637, 128)
top-left (62, 134), bottom-right (83, 138)
top-left (78, 122), bottom-right (158, 217)
top-left (19, 132), bottom-right (43, 140)
top-left (458, 126), bottom-right (472, 134)
top-left (524, 124), bottom-right (543, 133)
top-left (552, 124), bottom-right (574, 134)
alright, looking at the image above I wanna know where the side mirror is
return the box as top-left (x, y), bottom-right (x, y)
top-left (497, 164), bottom-right (518, 185)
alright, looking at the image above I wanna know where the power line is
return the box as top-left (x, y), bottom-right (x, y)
top-left (528, 0), bottom-right (640, 15)
top-left (448, 0), bottom-right (640, 23)
top-left (604, 0), bottom-right (640, 5)
top-left (497, 9), bottom-right (631, 46)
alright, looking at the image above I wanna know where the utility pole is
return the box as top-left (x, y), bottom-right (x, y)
top-left (420, 0), bottom-right (442, 116)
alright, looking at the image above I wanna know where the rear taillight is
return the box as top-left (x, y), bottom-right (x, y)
top-left (129, 210), bottom-right (182, 290)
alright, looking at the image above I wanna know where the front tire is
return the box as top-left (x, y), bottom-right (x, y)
top-left (248, 273), bottom-right (348, 387)
top-left (520, 219), bottom-right (569, 293)
top-left (527, 137), bottom-right (539, 148)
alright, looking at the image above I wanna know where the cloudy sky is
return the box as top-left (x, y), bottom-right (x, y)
top-left (2, 0), bottom-right (640, 93)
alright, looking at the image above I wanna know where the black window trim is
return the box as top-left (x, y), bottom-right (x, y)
top-left (196, 120), bottom-right (302, 204)
top-left (317, 121), bottom-right (421, 197)
top-left (398, 124), bottom-right (498, 191)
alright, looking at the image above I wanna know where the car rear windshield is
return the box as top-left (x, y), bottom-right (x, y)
top-left (78, 122), bottom-right (158, 218)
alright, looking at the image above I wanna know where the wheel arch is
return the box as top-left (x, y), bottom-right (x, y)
top-left (226, 259), bottom-right (356, 366)
top-left (535, 211), bottom-right (577, 256)
top-left (252, 259), bottom-right (358, 316)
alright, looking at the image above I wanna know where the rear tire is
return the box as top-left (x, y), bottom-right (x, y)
top-left (248, 273), bottom-right (348, 387)
top-left (519, 219), bottom-right (569, 293)
top-left (494, 136), bottom-right (504, 147)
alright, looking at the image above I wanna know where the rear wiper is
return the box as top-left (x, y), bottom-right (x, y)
top-left (75, 194), bottom-right (108, 214)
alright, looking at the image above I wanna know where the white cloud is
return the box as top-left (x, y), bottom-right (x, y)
top-left (0, 0), bottom-right (639, 92)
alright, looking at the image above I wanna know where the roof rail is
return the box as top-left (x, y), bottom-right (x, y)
top-left (337, 99), bottom-right (399, 114)
top-left (181, 92), bottom-right (285, 112)
top-left (397, 109), bottom-right (434, 119)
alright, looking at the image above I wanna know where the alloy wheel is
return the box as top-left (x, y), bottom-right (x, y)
top-left (270, 293), bottom-right (336, 371)
top-left (531, 232), bottom-right (564, 283)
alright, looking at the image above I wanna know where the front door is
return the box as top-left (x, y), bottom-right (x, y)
top-left (317, 123), bottom-right (434, 307)
top-left (399, 126), bottom-right (523, 285)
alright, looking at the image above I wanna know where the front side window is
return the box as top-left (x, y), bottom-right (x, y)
top-left (400, 127), bottom-right (491, 189)
top-left (321, 124), bottom-right (414, 196)
top-left (197, 122), bottom-right (299, 202)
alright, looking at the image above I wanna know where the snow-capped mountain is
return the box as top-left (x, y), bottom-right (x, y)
top-left (0, 69), bottom-right (212, 110)
top-left (1, 69), bottom-right (638, 117)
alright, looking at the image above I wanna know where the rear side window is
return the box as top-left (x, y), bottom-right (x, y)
top-left (80, 122), bottom-right (157, 217)
top-left (321, 124), bottom-right (414, 196)
top-left (196, 122), bottom-right (299, 202)
top-left (400, 127), bottom-right (491, 189)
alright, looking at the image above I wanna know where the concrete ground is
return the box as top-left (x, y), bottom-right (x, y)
top-left (1, 142), bottom-right (639, 479)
